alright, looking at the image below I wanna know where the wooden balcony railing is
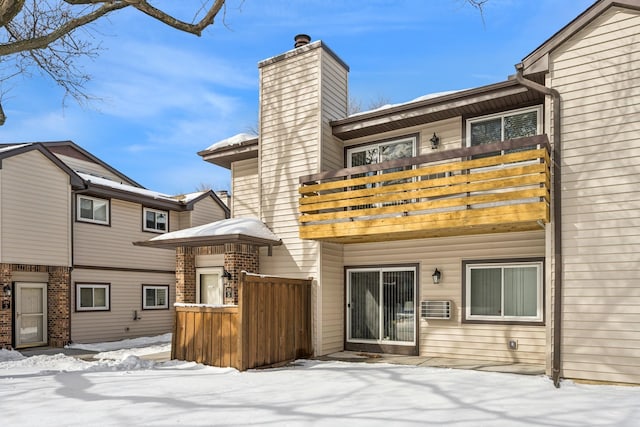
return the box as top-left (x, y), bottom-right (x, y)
top-left (299, 134), bottom-right (550, 243)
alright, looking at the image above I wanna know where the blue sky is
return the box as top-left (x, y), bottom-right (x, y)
top-left (0, 0), bottom-right (594, 195)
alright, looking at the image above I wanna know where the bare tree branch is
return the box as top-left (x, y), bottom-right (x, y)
top-left (0, 1), bottom-right (229, 124)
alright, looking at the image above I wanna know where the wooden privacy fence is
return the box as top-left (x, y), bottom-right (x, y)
top-left (172, 272), bottom-right (312, 371)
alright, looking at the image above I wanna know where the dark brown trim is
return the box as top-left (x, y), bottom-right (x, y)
top-left (461, 257), bottom-right (545, 326)
top-left (75, 194), bottom-right (112, 227)
top-left (133, 234), bottom-right (282, 250)
top-left (74, 282), bottom-right (111, 312)
top-left (141, 284), bottom-right (170, 310)
top-left (73, 265), bottom-right (175, 275)
top-left (80, 184), bottom-right (183, 212)
top-left (343, 133), bottom-right (420, 168)
top-left (343, 263), bottom-right (420, 356)
top-left (141, 206), bottom-right (170, 234)
top-left (0, 143), bottom-right (85, 188)
top-left (44, 141), bottom-right (144, 188)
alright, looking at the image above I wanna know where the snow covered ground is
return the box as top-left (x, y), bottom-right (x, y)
top-left (1, 336), bottom-right (639, 426)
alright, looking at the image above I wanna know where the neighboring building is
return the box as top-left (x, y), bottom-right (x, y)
top-left (194, 0), bottom-right (640, 385)
top-left (0, 141), bottom-right (229, 348)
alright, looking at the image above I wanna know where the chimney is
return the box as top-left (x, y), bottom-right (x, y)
top-left (294, 34), bottom-right (311, 48)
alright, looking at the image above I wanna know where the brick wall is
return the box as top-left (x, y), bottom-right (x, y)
top-left (224, 243), bottom-right (259, 304)
top-left (47, 266), bottom-right (71, 347)
top-left (0, 263), bottom-right (71, 348)
top-left (0, 264), bottom-right (11, 348)
top-left (176, 247), bottom-right (196, 303)
top-left (174, 244), bottom-right (259, 305)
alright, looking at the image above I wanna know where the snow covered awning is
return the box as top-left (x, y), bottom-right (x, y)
top-left (133, 218), bottom-right (281, 251)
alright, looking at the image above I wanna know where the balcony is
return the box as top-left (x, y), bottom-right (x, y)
top-left (299, 134), bottom-right (550, 243)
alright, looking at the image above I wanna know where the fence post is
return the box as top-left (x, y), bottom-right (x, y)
top-left (237, 271), bottom-right (246, 371)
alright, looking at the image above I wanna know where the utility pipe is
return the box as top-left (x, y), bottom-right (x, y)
top-left (514, 63), bottom-right (563, 388)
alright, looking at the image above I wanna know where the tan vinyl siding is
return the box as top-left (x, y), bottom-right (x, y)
top-left (231, 158), bottom-right (259, 218)
top-left (550, 6), bottom-right (640, 384)
top-left (195, 254), bottom-right (224, 268)
top-left (318, 49), bottom-right (348, 354)
top-left (55, 154), bottom-right (132, 183)
top-left (0, 150), bottom-right (71, 266)
top-left (319, 242), bottom-right (344, 353)
top-left (258, 45), bottom-right (349, 355)
top-left (191, 196), bottom-right (226, 227)
top-left (74, 198), bottom-right (175, 270)
top-left (70, 269), bottom-right (174, 343)
top-left (259, 47), bottom-right (321, 279)
top-left (343, 231), bottom-right (546, 364)
top-left (343, 117), bottom-right (462, 154)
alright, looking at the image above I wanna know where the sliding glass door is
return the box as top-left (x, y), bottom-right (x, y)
top-left (347, 267), bottom-right (416, 346)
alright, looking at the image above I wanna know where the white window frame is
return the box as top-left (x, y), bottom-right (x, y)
top-left (143, 207), bottom-right (169, 233)
top-left (77, 195), bottom-right (110, 225)
top-left (464, 260), bottom-right (543, 323)
top-left (465, 105), bottom-right (543, 149)
top-left (76, 283), bottom-right (110, 311)
top-left (142, 285), bottom-right (169, 310)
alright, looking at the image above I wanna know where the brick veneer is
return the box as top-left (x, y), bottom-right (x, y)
top-left (176, 247), bottom-right (196, 303)
top-left (175, 244), bottom-right (259, 305)
top-left (0, 263), bottom-right (71, 349)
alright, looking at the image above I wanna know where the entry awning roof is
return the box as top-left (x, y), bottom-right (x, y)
top-left (133, 218), bottom-right (282, 250)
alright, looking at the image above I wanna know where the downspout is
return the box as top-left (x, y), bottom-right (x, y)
top-left (514, 63), bottom-right (563, 388)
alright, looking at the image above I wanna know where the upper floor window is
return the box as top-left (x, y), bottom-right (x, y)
top-left (143, 207), bottom-right (168, 233)
top-left (466, 106), bottom-right (542, 153)
top-left (77, 195), bottom-right (109, 225)
top-left (347, 136), bottom-right (416, 169)
top-left (464, 259), bottom-right (543, 324)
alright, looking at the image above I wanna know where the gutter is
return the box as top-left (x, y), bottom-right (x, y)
top-left (515, 63), bottom-right (563, 388)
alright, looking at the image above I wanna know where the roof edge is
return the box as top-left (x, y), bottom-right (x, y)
top-left (522, 0), bottom-right (640, 72)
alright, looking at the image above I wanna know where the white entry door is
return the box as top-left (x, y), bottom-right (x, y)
top-left (15, 282), bottom-right (48, 348)
top-left (196, 268), bottom-right (224, 305)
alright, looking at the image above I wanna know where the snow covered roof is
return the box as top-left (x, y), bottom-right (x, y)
top-left (78, 172), bottom-right (178, 202)
top-left (0, 143), bottom-right (30, 153)
top-left (202, 133), bottom-right (258, 152)
top-left (348, 90), bottom-right (464, 118)
top-left (133, 217), bottom-right (282, 250)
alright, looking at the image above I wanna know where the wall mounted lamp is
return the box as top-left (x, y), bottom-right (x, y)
top-left (432, 268), bottom-right (442, 285)
top-left (3, 284), bottom-right (11, 297)
top-left (430, 132), bottom-right (440, 150)
top-left (222, 269), bottom-right (233, 281)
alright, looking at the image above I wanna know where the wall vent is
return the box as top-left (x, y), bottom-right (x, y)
top-left (421, 300), bottom-right (451, 319)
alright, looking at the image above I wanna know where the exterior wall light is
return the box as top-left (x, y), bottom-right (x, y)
top-left (430, 132), bottom-right (440, 149)
top-left (222, 269), bottom-right (233, 281)
top-left (432, 268), bottom-right (442, 285)
top-left (3, 284), bottom-right (11, 297)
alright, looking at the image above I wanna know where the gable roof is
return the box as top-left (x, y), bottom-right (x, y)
top-left (44, 140), bottom-right (143, 188)
top-left (0, 141), bottom-right (230, 214)
top-left (521, 0), bottom-right (640, 74)
top-left (0, 143), bottom-right (85, 188)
